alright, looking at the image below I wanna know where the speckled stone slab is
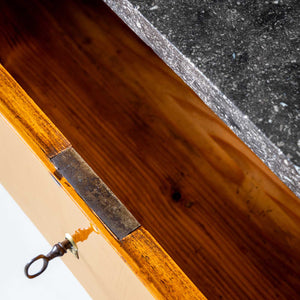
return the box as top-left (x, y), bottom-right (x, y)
top-left (103, 0), bottom-right (300, 197)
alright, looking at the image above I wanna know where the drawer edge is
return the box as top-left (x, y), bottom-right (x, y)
top-left (0, 64), bottom-right (71, 158)
top-left (0, 64), bottom-right (206, 300)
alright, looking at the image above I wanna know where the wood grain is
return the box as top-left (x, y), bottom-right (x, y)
top-left (52, 153), bottom-right (206, 300)
top-left (0, 76), bottom-right (206, 300)
top-left (0, 68), bottom-right (206, 300)
top-left (122, 227), bottom-right (207, 300)
top-left (0, 65), bottom-right (70, 157)
top-left (0, 114), bottom-right (154, 300)
top-left (0, 0), bottom-right (299, 298)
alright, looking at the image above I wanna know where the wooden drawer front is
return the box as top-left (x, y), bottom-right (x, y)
top-left (0, 65), bottom-right (205, 299)
top-left (0, 112), bottom-right (154, 300)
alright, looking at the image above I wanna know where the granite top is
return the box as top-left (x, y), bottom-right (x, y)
top-left (104, 0), bottom-right (300, 197)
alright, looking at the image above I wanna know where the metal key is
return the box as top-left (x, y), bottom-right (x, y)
top-left (24, 233), bottom-right (78, 279)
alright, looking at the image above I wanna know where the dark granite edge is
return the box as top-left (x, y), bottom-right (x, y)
top-left (103, 0), bottom-right (300, 198)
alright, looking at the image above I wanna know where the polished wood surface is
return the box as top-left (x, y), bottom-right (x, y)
top-left (55, 150), bottom-right (206, 300)
top-left (0, 65), bottom-right (205, 300)
top-left (0, 65), bottom-right (70, 157)
top-left (122, 227), bottom-right (206, 300)
top-left (0, 114), bottom-right (154, 300)
top-left (0, 0), bottom-right (299, 299)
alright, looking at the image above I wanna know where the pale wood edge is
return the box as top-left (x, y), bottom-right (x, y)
top-left (0, 65), bottom-right (206, 300)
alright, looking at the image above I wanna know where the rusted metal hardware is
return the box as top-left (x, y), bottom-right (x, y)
top-left (24, 234), bottom-right (78, 279)
top-left (51, 148), bottom-right (140, 240)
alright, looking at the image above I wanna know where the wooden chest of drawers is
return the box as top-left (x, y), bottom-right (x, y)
top-left (0, 1), bottom-right (299, 299)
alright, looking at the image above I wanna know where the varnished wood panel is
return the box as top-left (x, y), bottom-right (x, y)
top-left (122, 227), bottom-right (206, 300)
top-left (53, 154), bottom-right (206, 300)
top-left (0, 65), bottom-right (70, 158)
top-left (0, 0), bottom-right (299, 298)
top-left (0, 111), bottom-right (205, 300)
